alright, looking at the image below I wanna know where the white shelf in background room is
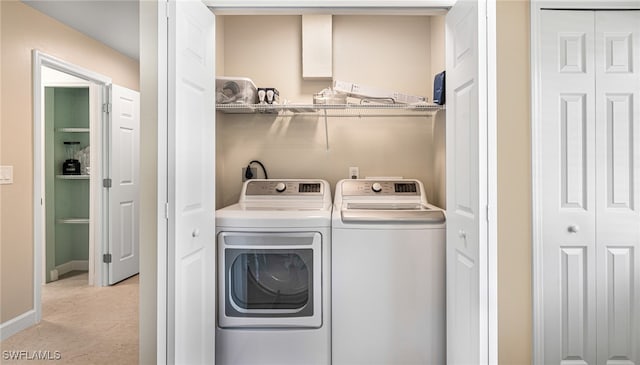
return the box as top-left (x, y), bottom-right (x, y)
top-left (56, 174), bottom-right (90, 180)
top-left (55, 127), bottom-right (90, 133)
top-left (56, 218), bottom-right (90, 224)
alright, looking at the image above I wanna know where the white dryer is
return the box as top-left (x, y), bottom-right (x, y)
top-left (331, 179), bottom-right (446, 365)
top-left (215, 179), bottom-right (331, 365)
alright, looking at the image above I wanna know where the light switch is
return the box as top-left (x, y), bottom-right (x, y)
top-left (0, 165), bottom-right (14, 184)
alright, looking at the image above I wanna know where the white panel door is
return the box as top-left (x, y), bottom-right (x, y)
top-left (540, 10), bottom-right (640, 365)
top-left (167, 0), bottom-right (216, 364)
top-left (540, 11), bottom-right (597, 365)
top-left (109, 84), bottom-right (140, 285)
top-left (594, 11), bottom-right (640, 365)
top-left (445, 1), bottom-right (488, 364)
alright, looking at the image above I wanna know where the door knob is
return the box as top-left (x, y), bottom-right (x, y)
top-left (567, 225), bottom-right (579, 234)
top-left (458, 229), bottom-right (467, 239)
top-left (192, 229), bottom-right (200, 238)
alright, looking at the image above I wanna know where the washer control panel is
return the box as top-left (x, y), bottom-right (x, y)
top-left (246, 180), bottom-right (323, 196)
top-left (341, 180), bottom-right (420, 196)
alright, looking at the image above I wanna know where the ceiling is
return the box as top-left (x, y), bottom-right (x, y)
top-left (22, 0), bottom-right (139, 60)
top-left (20, 1), bottom-right (453, 61)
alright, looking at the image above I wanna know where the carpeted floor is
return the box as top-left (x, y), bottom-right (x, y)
top-left (1, 272), bottom-right (138, 364)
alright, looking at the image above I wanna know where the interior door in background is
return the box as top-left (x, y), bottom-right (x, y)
top-left (108, 84), bottom-right (141, 285)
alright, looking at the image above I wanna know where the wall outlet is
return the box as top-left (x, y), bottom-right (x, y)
top-left (242, 167), bottom-right (257, 182)
top-left (349, 166), bottom-right (359, 179)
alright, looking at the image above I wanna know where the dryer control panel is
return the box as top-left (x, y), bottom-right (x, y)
top-left (245, 180), bottom-right (324, 196)
top-left (341, 180), bottom-right (420, 196)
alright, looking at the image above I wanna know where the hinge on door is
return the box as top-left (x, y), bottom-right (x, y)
top-left (103, 103), bottom-right (112, 113)
top-left (103, 253), bottom-right (112, 263)
top-left (103, 178), bottom-right (112, 188)
top-left (165, 1), bottom-right (170, 19)
top-left (165, 202), bottom-right (169, 220)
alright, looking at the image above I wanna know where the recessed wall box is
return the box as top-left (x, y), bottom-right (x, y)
top-left (302, 14), bottom-right (333, 80)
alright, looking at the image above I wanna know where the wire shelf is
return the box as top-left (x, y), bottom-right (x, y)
top-left (216, 103), bottom-right (444, 114)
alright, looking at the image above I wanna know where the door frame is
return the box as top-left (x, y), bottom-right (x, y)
top-left (32, 50), bottom-right (111, 321)
top-left (153, 1), bottom-right (497, 363)
top-left (530, 2), bottom-right (640, 363)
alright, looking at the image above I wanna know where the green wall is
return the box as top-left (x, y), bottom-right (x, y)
top-left (44, 87), bottom-right (90, 282)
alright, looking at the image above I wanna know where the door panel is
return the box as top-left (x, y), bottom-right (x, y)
top-left (560, 247), bottom-right (588, 363)
top-left (167, 0), bottom-right (216, 363)
top-left (540, 10), bottom-right (597, 365)
top-left (445, 1), bottom-right (486, 363)
top-left (541, 10), bottom-right (640, 365)
top-left (595, 11), bottom-right (640, 365)
top-left (109, 84), bottom-right (140, 284)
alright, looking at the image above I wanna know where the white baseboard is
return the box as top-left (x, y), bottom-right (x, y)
top-left (0, 310), bottom-right (36, 341)
top-left (55, 260), bottom-right (89, 278)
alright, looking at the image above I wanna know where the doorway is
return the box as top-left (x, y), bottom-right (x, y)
top-left (34, 50), bottom-right (141, 308)
top-left (41, 66), bottom-right (100, 286)
top-left (151, 1), bottom-right (497, 363)
top-left (33, 52), bottom-right (110, 314)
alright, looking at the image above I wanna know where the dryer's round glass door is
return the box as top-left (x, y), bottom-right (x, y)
top-left (227, 249), bottom-right (314, 313)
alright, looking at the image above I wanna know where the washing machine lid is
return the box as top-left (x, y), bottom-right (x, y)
top-left (340, 202), bottom-right (445, 224)
top-left (333, 179), bottom-right (445, 227)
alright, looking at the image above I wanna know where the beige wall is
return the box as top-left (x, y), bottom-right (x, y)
top-left (0, 0), bottom-right (139, 323)
top-left (138, 2), bottom-right (157, 364)
top-left (497, 1), bottom-right (532, 364)
top-left (216, 15), bottom-right (446, 208)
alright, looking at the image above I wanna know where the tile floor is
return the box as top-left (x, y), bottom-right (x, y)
top-left (1, 272), bottom-right (138, 364)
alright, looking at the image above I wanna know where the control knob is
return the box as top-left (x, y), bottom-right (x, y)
top-left (275, 182), bottom-right (287, 193)
top-left (371, 182), bottom-right (382, 193)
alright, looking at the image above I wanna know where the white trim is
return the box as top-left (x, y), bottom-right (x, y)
top-left (536, 0), bottom-right (640, 9)
top-left (32, 50), bottom-right (112, 334)
top-left (207, 0), bottom-right (455, 5)
top-left (54, 260), bottom-right (90, 277)
top-left (206, 0), bottom-right (453, 14)
top-left (0, 310), bottom-right (37, 342)
top-left (529, 2), bottom-right (640, 364)
top-left (156, 2), bottom-right (169, 362)
top-left (477, 1), bottom-right (490, 362)
top-left (33, 51), bottom-right (44, 325)
top-left (530, 3), bottom-right (544, 364)
top-left (486, 1), bottom-right (498, 363)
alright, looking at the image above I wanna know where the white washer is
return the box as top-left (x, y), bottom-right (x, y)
top-left (216, 179), bottom-right (331, 365)
top-left (332, 179), bottom-right (446, 365)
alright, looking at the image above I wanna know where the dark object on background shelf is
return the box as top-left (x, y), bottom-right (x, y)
top-left (62, 141), bottom-right (81, 175)
top-left (433, 71), bottom-right (446, 105)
